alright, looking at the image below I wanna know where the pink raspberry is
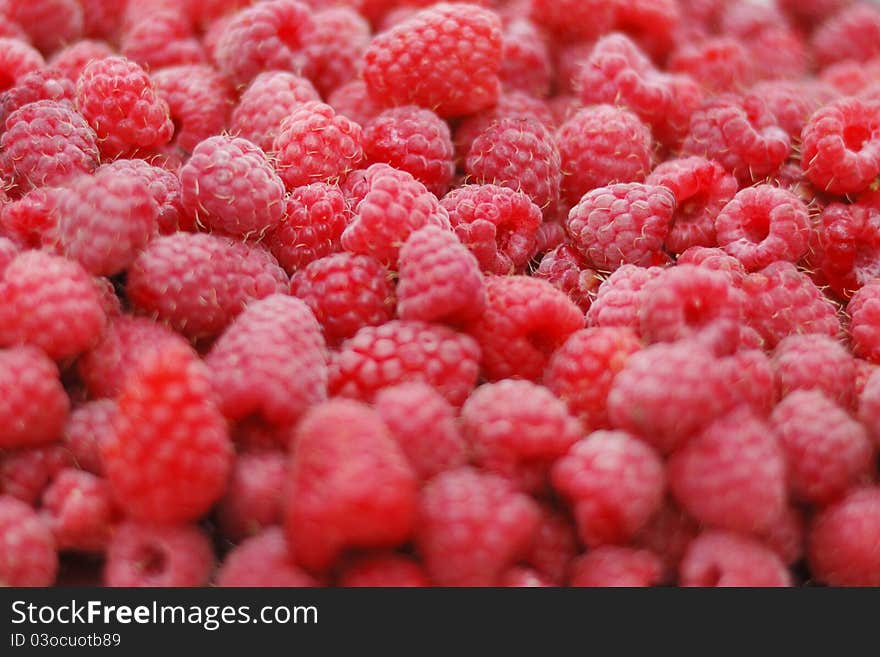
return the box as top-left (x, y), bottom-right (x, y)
top-left (61, 400), bottom-right (114, 476)
top-left (4, 0), bottom-right (83, 54)
top-left (440, 184), bottom-right (542, 275)
top-left (668, 37), bottom-right (754, 94)
top-left (0, 186), bottom-right (61, 249)
top-left (645, 156), bottom-right (737, 254)
top-left (0, 495), bottom-right (57, 586)
top-left (679, 530), bottom-right (791, 587)
top-left (524, 507), bottom-right (579, 585)
top-left (285, 399), bottom-right (418, 572)
top-left (717, 349), bottom-right (776, 415)
top-left (772, 334), bottom-right (856, 408)
top-left (535, 245), bottom-right (602, 312)
top-left (0, 66), bottom-right (75, 125)
top-left (119, 8), bottom-right (204, 71)
top-left (632, 501), bottom-right (700, 582)
top-left (569, 547), bottom-right (663, 587)
top-left (104, 521), bottom-right (214, 587)
top-left (416, 467), bottom-right (540, 586)
top-left (216, 527), bottom-right (319, 587)
top-left (499, 18), bottom-right (552, 98)
top-left (74, 56), bottom-right (174, 159)
top-left (528, 0), bottom-right (615, 42)
top-left (668, 407), bottom-right (787, 535)
top-left (102, 342), bottom-right (233, 524)
top-left (179, 135), bottom-right (285, 238)
top-left (216, 451), bottom-right (286, 541)
top-left (48, 40), bottom-right (114, 82)
top-left (306, 6), bottom-right (370, 96)
top-left (468, 275), bottom-right (584, 382)
top-left (811, 3), bottom-right (880, 68)
top-left (339, 553), bottom-right (429, 587)
top-left (849, 280), bottom-right (880, 362)
top-left (556, 105), bottom-right (654, 207)
top-left (127, 233), bottom-right (288, 340)
top-left (362, 3), bottom-right (503, 118)
top-left (808, 487), bottom-right (880, 586)
top-left (0, 444), bottom-right (71, 506)
top-left (0, 346), bottom-right (69, 449)
top-left (329, 320), bottom-right (480, 406)
top-left (97, 158), bottom-right (185, 235)
top-left (586, 264), bottom-right (664, 334)
top-left (0, 38), bottom-right (44, 93)
top-left (326, 79), bottom-right (384, 128)
top-left (677, 245), bottom-right (747, 284)
top-left (41, 468), bottom-right (116, 553)
top-left (810, 198), bottom-right (880, 298)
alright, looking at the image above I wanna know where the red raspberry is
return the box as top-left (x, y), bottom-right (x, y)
top-left (127, 233), bottom-right (288, 340)
top-left (0, 495), bottom-right (57, 586)
top-left (812, 3), bottom-right (880, 68)
top-left (416, 466), bottom-right (540, 586)
top-left (679, 530), bottom-right (791, 587)
top-left (569, 547), bottom-right (663, 587)
top-left (0, 444), bottom-right (71, 505)
top-left (216, 451), bottom-right (286, 541)
top-left (3, 0), bottom-right (83, 54)
top-left (291, 252), bottom-right (395, 345)
top-left (771, 390), bottom-right (874, 505)
top-left (499, 18), bottom-right (551, 98)
top-left (329, 320), bottom-right (480, 406)
top-left (586, 264), bottom-right (664, 334)
top-left (363, 106), bottom-right (455, 198)
top-left (528, 0), bottom-right (615, 42)
top-left (104, 521), bottom-right (214, 587)
top-left (74, 56), bottom-right (174, 159)
top-left (397, 226), bottom-right (485, 327)
top-left (856, 358), bottom-right (878, 400)
top-left (808, 487), bottom-right (880, 586)
top-left (216, 527), bottom-right (319, 587)
top-left (849, 279), bottom-right (880, 362)
top-left (632, 501), bottom-right (700, 582)
top-left (306, 6), bottom-right (370, 96)
top-left (523, 507), bottom-right (579, 585)
top-left (339, 553), bottom-right (429, 587)
top-left (772, 334), bottom-right (855, 408)
top-left (668, 406), bottom-right (786, 535)
top-left (747, 80), bottom-right (837, 140)
top-left (535, 245), bottom-right (602, 312)
top-left (717, 349), bottom-right (776, 415)
top-left (326, 79), bottom-right (384, 128)
top-left (0, 38), bottom-right (44, 93)
top-left (810, 198), bottom-right (880, 298)
top-left (41, 468), bottom-right (116, 553)
top-left (440, 184), bottom-right (542, 275)
top-left (213, 0), bottom-right (316, 87)
top-left (468, 275), bottom-right (584, 382)
top-left (668, 37), bottom-right (754, 94)
top-left (48, 40), bottom-right (114, 82)
top-left (645, 157), bottom-right (737, 255)
top-left (0, 66), bottom-right (75, 125)
top-left (613, 0), bottom-right (681, 62)
top-left (119, 8), bottom-right (204, 71)
top-left (556, 105), bottom-right (654, 208)
top-left (677, 246), bottom-right (747, 284)
top-left (61, 400), bottom-right (114, 476)
top-left (207, 294), bottom-right (327, 426)
top-left (566, 183), bottom-right (674, 271)
top-left (0, 346), bottom-right (69, 449)
top-left (0, 100), bottom-right (98, 192)
top-left (103, 342), bottom-right (233, 524)
top-left (179, 135), bottom-right (284, 238)
top-left (800, 97), bottom-right (880, 196)
top-left (362, 3), bottom-right (503, 118)
top-left (97, 158), bottom-right (185, 235)
top-left (284, 399), bottom-right (418, 572)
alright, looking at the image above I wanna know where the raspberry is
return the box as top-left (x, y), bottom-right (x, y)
top-left (363, 106), bottom-right (455, 198)
top-left (104, 521), bottom-right (214, 587)
top-left (229, 71), bottom-right (319, 153)
top-left (771, 390), bottom-right (874, 505)
top-left (0, 66), bottom-right (75, 125)
top-left (213, 0), bottom-right (316, 87)
top-left (216, 527), bottom-right (319, 587)
top-left (613, 0), bottom-right (680, 62)
top-left (416, 467), bottom-right (540, 586)
top-left (717, 348), bottom-right (776, 414)
top-left (0, 444), bottom-right (71, 505)
top-left (800, 97), bottom-right (880, 196)
top-left (306, 6), bottom-right (370, 97)
top-left (523, 507), bottom-right (579, 584)
top-left (291, 253), bottom-right (395, 345)
top-left (40, 468), bottom-right (116, 553)
top-left (499, 18), bottom-right (551, 98)
top-left (760, 504), bottom-right (806, 567)
top-left (859, 367), bottom-right (880, 446)
top-left (0, 100), bottom-right (98, 193)
top-left (206, 294), bottom-right (327, 426)
top-left (535, 245), bottom-right (602, 312)
top-left (0, 346), bottom-right (69, 449)
top-left (808, 487), bottom-right (880, 586)
top-left (772, 334), bottom-right (856, 408)
top-left (4, 0), bottom-right (84, 54)
top-left (339, 553), bottom-right (430, 587)
top-left (566, 182), bottom-right (671, 271)
top-left (340, 164), bottom-right (450, 267)
top-left (216, 451), bottom-right (286, 541)
top-left (284, 399), bottom-right (418, 572)
top-left (679, 530), bottom-right (792, 587)
top-left (848, 280), bottom-right (880, 362)
top-left (527, 0), bottom-right (615, 43)
top-left (0, 38), bottom-right (44, 93)
top-left (62, 400), bottom-right (115, 475)
top-left (668, 406), bottom-right (786, 534)
top-left (440, 184), bottom-right (542, 275)
top-left (102, 342), bottom-right (233, 524)
top-left (0, 495), bottom-right (57, 586)
top-left (586, 264), bottom-right (664, 334)
top-left (48, 40), bottom-right (114, 82)
top-left (645, 157), bottom-right (737, 255)
top-left (326, 79), bottom-right (384, 128)
top-left (179, 135), bottom-right (284, 238)
top-left (811, 198), bottom-right (880, 298)
top-left (569, 547), bottom-right (663, 587)
top-left (632, 501), bottom-right (700, 582)
top-left (668, 37), bottom-right (754, 94)
top-left (811, 3), bottom-right (880, 68)
top-left (127, 233), bottom-right (288, 340)
top-left (362, 3), bottom-right (503, 118)
top-left (468, 275), bottom-right (584, 382)
top-left (97, 158), bottom-right (185, 235)
top-left (397, 226), bottom-right (485, 327)
top-left (329, 320), bottom-right (480, 406)
top-left (74, 56), bottom-right (174, 159)
top-left (119, 8), bottom-right (204, 71)
top-left (747, 80), bottom-right (837, 140)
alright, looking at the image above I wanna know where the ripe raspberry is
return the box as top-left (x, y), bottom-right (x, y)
top-left (613, 0), bottom-right (681, 62)
top-left (48, 40), bottom-right (114, 82)
top-left (216, 527), bottom-right (318, 587)
top-left (499, 18), bottom-right (551, 98)
top-left (810, 198), bottom-right (880, 298)
top-left (326, 79), bottom-right (384, 128)
top-left (668, 407), bottom-right (786, 534)
top-left (119, 7), bottom-right (203, 71)
top-left (808, 487), bottom-right (880, 586)
top-left (291, 253), bottom-right (394, 345)
top-left (339, 553), bottom-right (429, 587)
top-left (679, 530), bottom-right (792, 587)
top-left (772, 334), bottom-right (855, 408)
top-left (747, 80), bottom-right (837, 140)
top-left (306, 6), bottom-right (370, 96)
top-left (229, 71), bottom-right (319, 153)
top-left (102, 342), bottom-right (233, 524)
top-left (566, 183), bottom-right (674, 271)
top-left (179, 135), bottom-right (284, 238)
top-left (213, 0), bottom-right (316, 87)
top-left (800, 97), bottom-right (880, 196)
top-left (104, 521), bottom-right (214, 587)
top-left (569, 547), bottom-right (663, 587)
top-left (61, 400), bottom-right (114, 476)
top-left (0, 444), bottom-right (71, 506)
top-left (127, 232), bottom-right (288, 340)
top-left (440, 184), bottom-right (542, 275)
top-left (0, 346), bottom-right (69, 449)
top-left (416, 467), bottom-right (540, 586)
top-left (468, 275), bottom-right (584, 382)
top-left (645, 156), bottom-right (737, 255)
top-left (97, 158), bottom-right (185, 235)
top-left (0, 100), bottom-right (98, 192)
top-left (848, 280), bottom-right (880, 363)
top-left (535, 245), bottom-right (602, 312)
top-left (216, 451), bottom-right (286, 541)
top-left (0, 495), bottom-right (57, 586)
top-left (586, 264), bottom-right (664, 334)
top-left (858, 366), bottom-right (880, 447)
top-left (528, 0), bottom-right (615, 42)
top-left (41, 468), bottom-right (115, 553)
top-left (0, 66), bottom-right (75, 125)
top-left (811, 3), bottom-right (880, 68)
top-left (0, 38), bottom-right (44, 93)
top-left (363, 3), bottom-right (503, 118)
top-left (717, 348), bottom-right (776, 414)
top-left (74, 56), bottom-right (174, 159)
top-left (284, 399), bottom-right (418, 572)
top-left (668, 37), bottom-right (754, 94)
top-left (3, 0), bottom-right (83, 54)
top-left (329, 320), bottom-right (480, 406)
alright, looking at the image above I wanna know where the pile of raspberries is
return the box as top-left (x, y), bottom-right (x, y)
top-left (3, 0), bottom-right (880, 589)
